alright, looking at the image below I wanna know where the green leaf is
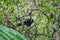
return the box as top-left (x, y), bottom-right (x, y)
top-left (36, 18), bottom-right (40, 24)
top-left (0, 25), bottom-right (27, 40)
top-left (0, 32), bottom-right (10, 40)
top-left (43, 4), bottom-right (53, 10)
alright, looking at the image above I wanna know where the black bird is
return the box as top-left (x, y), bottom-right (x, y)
top-left (23, 18), bottom-right (33, 26)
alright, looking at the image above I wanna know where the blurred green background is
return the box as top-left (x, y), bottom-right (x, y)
top-left (0, 0), bottom-right (60, 40)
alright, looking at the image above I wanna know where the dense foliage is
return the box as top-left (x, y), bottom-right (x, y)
top-left (0, 0), bottom-right (60, 40)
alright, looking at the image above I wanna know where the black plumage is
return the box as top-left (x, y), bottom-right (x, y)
top-left (23, 18), bottom-right (33, 26)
